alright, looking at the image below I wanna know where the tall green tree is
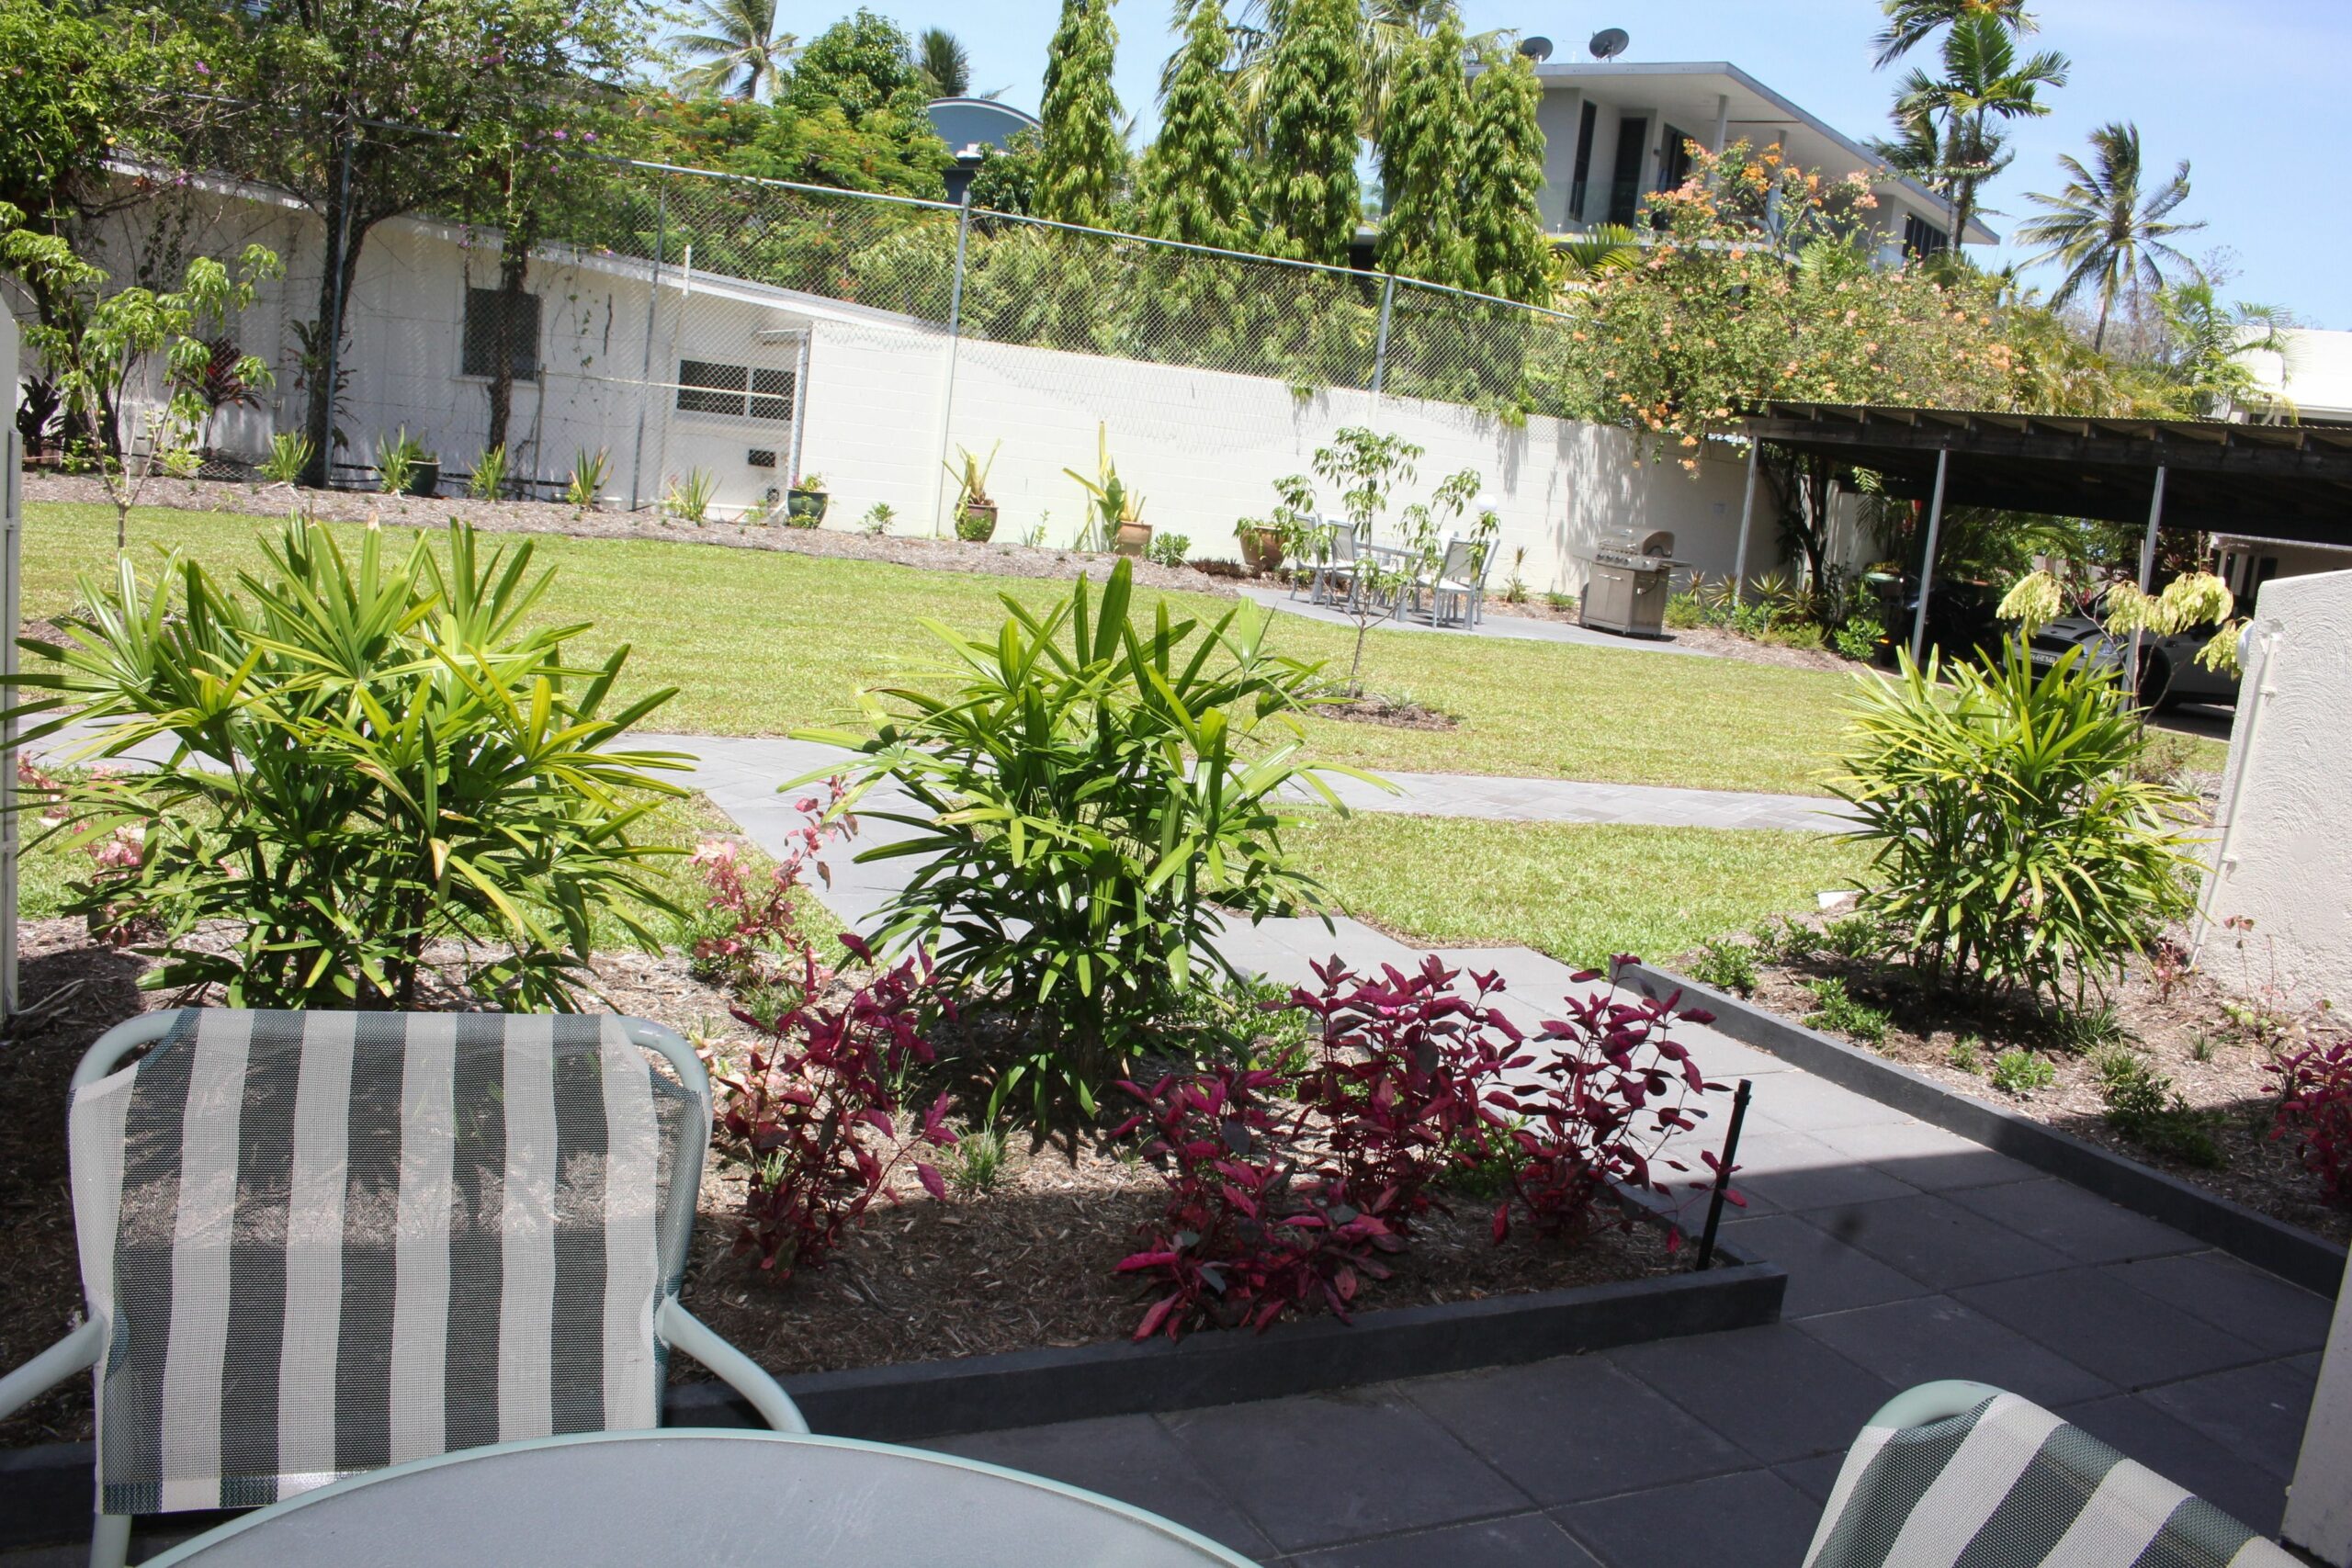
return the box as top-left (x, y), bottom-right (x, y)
top-left (1172, 0), bottom-right (1470, 145)
top-left (1259, 0), bottom-right (1363, 265)
top-left (1892, 13), bottom-right (2066, 250)
top-left (174, 0), bottom-right (651, 484)
top-left (1374, 11), bottom-right (1471, 288)
top-left (674, 0), bottom-right (795, 99)
top-left (1139, 0), bottom-right (1251, 249)
top-left (1461, 47), bottom-right (1552, 303)
top-left (2018, 121), bottom-right (2203, 351)
top-left (1036, 0), bottom-right (1125, 228)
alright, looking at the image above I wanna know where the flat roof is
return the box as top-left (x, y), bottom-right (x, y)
top-left (1530, 61), bottom-right (1997, 244)
top-left (1740, 402), bottom-right (2352, 548)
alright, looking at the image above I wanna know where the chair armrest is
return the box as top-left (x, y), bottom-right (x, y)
top-left (0, 1317), bottom-right (102, 1422)
top-left (656, 1298), bottom-right (808, 1435)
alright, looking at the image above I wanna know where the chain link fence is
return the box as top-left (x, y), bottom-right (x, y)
top-left (65, 128), bottom-right (1622, 551)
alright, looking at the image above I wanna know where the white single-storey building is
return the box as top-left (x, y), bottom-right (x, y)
top-left (18, 167), bottom-right (1841, 595)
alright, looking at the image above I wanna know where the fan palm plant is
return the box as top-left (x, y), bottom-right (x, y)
top-left (2018, 121), bottom-right (2204, 351)
top-left (1892, 13), bottom-right (2066, 249)
top-left (674, 0), bottom-right (796, 100)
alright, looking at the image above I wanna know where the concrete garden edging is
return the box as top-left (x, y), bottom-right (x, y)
top-left (0, 1220), bottom-right (1781, 1549)
top-left (1621, 962), bottom-right (2347, 1297)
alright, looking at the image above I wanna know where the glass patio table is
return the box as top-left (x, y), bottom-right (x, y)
top-left (146, 1429), bottom-right (1259, 1567)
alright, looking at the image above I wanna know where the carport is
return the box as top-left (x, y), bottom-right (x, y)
top-left (1727, 402), bottom-right (2352, 660)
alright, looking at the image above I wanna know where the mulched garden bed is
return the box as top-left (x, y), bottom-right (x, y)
top-left (21, 474), bottom-right (1238, 599)
top-left (1317, 692), bottom-right (1459, 730)
top-left (1, 917), bottom-right (1682, 1451)
top-left (1697, 919), bottom-right (2350, 1247)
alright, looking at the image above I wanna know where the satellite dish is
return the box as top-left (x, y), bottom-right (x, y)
top-left (1518, 34), bottom-right (1554, 62)
top-left (1589, 27), bottom-right (1630, 60)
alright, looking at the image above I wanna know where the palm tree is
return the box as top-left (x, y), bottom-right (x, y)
top-left (2154, 280), bottom-right (2295, 418)
top-left (1871, 0), bottom-right (2039, 70)
top-left (918, 27), bottom-right (971, 97)
top-left (1893, 13), bottom-right (2065, 248)
top-left (2018, 122), bottom-right (2205, 351)
top-left (674, 0), bottom-right (796, 101)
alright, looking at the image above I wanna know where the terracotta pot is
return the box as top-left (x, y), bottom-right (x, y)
top-left (1238, 525), bottom-right (1285, 575)
top-left (1114, 520), bottom-right (1152, 558)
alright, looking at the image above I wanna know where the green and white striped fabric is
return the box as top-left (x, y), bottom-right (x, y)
top-left (1804, 1386), bottom-right (2296, 1568)
top-left (67, 1010), bottom-right (699, 1516)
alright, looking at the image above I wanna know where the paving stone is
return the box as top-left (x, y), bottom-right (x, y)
top-left (1795, 1295), bottom-right (2115, 1407)
top-left (1942, 1179), bottom-right (2202, 1266)
top-left (2101, 1252), bottom-right (2335, 1357)
top-left (1609, 1325), bottom-right (1900, 1464)
top-left (1717, 1213), bottom-right (1936, 1317)
top-left (1287, 1512), bottom-right (1600, 1568)
top-left (2056, 1394), bottom-right (2291, 1535)
top-left (1160, 1389), bottom-right (1528, 1553)
top-left (1775, 1452), bottom-right (1850, 1506)
top-left (1725, 1131), bottom-right (1923, 1213)
top-left (1554, 1466), bottom-right (1824, 1568)
top-left (1805, 1121), bottom-right (2042, 1191)
top-left (2139, 1359), bottom-right (2318, 1481)
top-left (1806, 1192), bottom-right (2071, 1290)
top-left (1747, 1080), bottom-right (1918, 1134)
top-left (1954, 1268), bottom-right (2265, 1389)
top-left (1403, 1355), bottom-right (1749, 1506)
top-left (921, 1414), bottom-right (1273, 1558)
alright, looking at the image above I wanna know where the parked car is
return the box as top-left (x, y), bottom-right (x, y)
top-left (1865, 574), bottom-right (2007, 666)
top-left (2027, 605), bottom-right (2236, 710)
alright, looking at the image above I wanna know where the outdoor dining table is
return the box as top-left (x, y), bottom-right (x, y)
top-left (145, 1429), bottom-right (1259, 1567)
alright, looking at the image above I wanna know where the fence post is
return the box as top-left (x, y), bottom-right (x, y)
top-left (926, 190), bottom-right (975, 538)
top-left (1371, 274), bottom-right (1396, 398)
top-left (627, 183), bottom-right (668, 512)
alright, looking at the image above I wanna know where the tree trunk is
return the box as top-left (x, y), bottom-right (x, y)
top-left (299, 202), bottom-right (371, 490)
top-left (482, 237), bottom-right (529, 463)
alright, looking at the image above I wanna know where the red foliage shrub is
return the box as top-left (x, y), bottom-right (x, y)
top-left (1497, 963), bottom-right (1736, 1245)
top-left (1283, 954), bottom-right (1526, 1228)
top-left (1113, 1066), bottom-right (1403, 1340)
top-left (688, 778), bottom-right (851, 990)
top-left (712, 937), bottom-right (958, 1280)
top-left (2270, 1034), bottom-right (2352, 1211)
top-left (1114, 955), bottom-right (1737, 1340)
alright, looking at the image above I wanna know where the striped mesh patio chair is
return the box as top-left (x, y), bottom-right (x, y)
top-left (0, 1010), bottom-right (806, 1568)
top-left (1804, 1381), bottom-right (2298, 1568)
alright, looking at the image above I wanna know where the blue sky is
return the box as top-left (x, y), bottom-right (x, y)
top-left (907, 0), bottom-right (2345, 329)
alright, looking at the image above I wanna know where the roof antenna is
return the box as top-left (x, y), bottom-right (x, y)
top-left (1589, 27), bottom-right (1630, 60)
top-left (1518, 35), bottom-right (1554, 62)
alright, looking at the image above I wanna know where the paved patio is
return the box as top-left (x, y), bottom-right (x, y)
top-left (14, 730), bottom-right (2330, 1567)
top-left (1234, 582), bottom-right (1710, 654)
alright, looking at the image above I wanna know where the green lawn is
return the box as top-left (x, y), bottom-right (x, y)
top-left (22, 501), bottom-right (1880, 795)
top-left (1284, 813), bottom-right (1871, 970)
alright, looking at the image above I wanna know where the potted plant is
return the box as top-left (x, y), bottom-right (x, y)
top-left (1064, 423), bottom-right (1148, 557)
top-left (1238, 474), bottom-right (1317, 576)
top-left (944, 441), bottom-right (1001, 542)
top-left (375, 429), bottom-right (438, 497)
top-left (786, 472), bottom-right (830, 525)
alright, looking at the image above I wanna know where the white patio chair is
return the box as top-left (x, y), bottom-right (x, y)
top-left (1804, 1381), bottom-right (2298, 1568)
top-left (0, 1009), bottom-right (807, 1568)
top-left (1306, 519), bottom-right (1360, 607)
top-left (1426, 538), bottom-right (1485, 628)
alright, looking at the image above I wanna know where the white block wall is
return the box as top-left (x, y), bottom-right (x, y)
top-left (2198, 567), bottom-right (2352, 1011)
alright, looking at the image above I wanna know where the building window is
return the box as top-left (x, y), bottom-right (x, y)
top-left (675, 359), bottom-right (796, 422)
top-left (459, 288), bottom-right (540, 381)
top-left (1903, 214), bottom-right (1950, 259)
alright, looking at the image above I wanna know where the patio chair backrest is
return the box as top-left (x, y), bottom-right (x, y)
top-left (1804, 1382), bottom-right (2298, 1568)
top-left (1436, 539), bottom-right (1479, 586)
top-left (67, 1010), bottom-right (702, 1516)
top-left (1325, 520), bottom-right (1358, 563)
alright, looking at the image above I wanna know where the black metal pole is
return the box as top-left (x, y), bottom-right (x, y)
top-left (1694, 1078), bottom-right (1752, 1271)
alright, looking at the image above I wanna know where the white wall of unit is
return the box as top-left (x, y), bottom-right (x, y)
top-left (2197, 566), bottom-right (2352, 1012)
